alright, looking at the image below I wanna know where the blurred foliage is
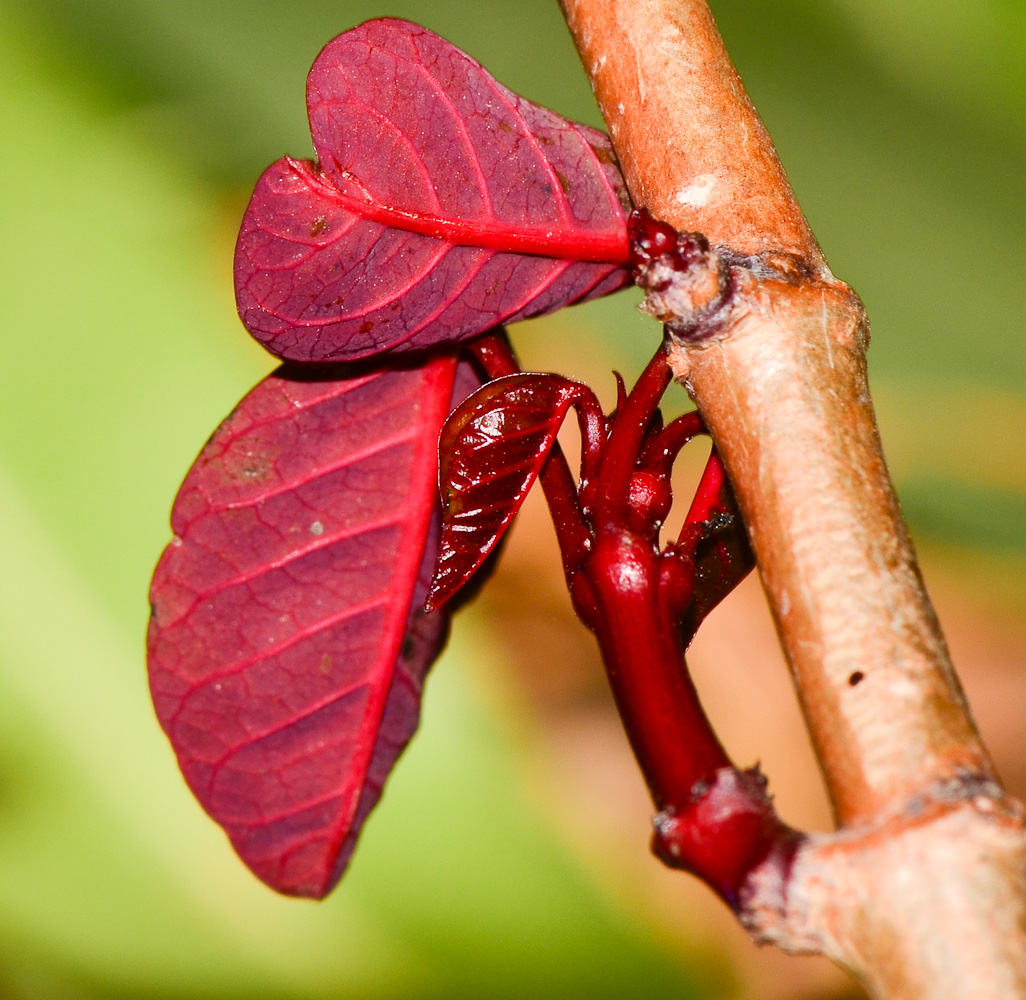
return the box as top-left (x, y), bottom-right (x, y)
top-left (0, 0), bottom-right (1024, 996)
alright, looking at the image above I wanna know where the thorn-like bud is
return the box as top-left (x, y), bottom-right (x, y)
top-left (628, 209), bottom-right (680, 267)
top-left (627, 469), bottom-right (673, 536)
top-left (627, 208), bottom-right (732, 342)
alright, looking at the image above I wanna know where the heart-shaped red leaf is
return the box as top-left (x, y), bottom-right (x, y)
top-left (234, 18), bottom-right (632, 363)
top-left (147, 354), bottom-right (475, 898)
top-left (429, 373), bottom-right (601, 610)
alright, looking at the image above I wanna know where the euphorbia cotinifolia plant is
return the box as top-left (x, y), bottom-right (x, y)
top-left (148, 18), bottom-right (797, 903)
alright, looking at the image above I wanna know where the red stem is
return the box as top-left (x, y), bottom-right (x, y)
top-left (639, 410), bottom-right (704, 476)
top-left (465, 330), bottom-right (520, 379)
top-left (568, 388), bottom-right (607, 490)
top-left (468, 332), bottom-right (798, 908)
top-left (593, 347), bottom-right (672, 528)
top-left (573, 533), bottom-right (731, 808)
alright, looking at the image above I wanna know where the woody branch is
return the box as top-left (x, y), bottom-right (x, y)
top-left (559, 1), bottom-right (1026, 997)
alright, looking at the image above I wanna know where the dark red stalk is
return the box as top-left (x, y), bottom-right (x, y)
top-left (468, 335), bottom-right (733, 809)
top-left (638, 410), bottom-right (703, 477)
top-left (518, 348), bottom-right (720, 805)
top-left (575, 490), bottom-right (798, 907)
top-left (463, 328), bottom-right (798, 908)
top-left (570, 534), bottom-right (729, 808)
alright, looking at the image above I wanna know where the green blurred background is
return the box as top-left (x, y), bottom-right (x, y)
top-left (1, 1), bottom-right (1024, 997)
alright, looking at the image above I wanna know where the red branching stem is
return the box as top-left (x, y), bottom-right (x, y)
top-left (569, 348), bottom-right (732, 815)
top-left (575, 342), bottom-right (798, 908)
top-left (583, 527), bottom-right (800, 906)
top-left (573, 509), bottom-right (799, 909)
top-left (468, 331), bottom-right (798, 909)
top-left (572, 535), bottom-right (730, 807)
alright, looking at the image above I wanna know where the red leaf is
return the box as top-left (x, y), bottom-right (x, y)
top-left (429, 373), bottom-right (600, 609)
top-left (147, 354), bottom-right (475, 898)
top-left (234, 18), bottom-right (632, 363)
top-left (678, 452), bottom-right (754, 642)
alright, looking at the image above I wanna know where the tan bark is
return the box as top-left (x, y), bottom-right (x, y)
top-left (674, 276), bottom-right (992, 825)
top-left (560, 0), bottom-right (821, 262)
top-left (559, 0), bottom-right (1026, 996)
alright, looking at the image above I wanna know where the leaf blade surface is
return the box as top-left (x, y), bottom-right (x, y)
top-left (430, 372), bottom-right (592, 609)
top-left (234, 18), bottom-right (632, 363)
top-left (147, 355), bottom-right (469, 898)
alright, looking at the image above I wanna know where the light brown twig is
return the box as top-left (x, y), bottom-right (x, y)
top-left (560, 1), bottom-right (1026, 996)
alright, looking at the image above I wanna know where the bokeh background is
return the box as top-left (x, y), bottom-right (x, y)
top-left (2, 0), bottom-right (1025, 997)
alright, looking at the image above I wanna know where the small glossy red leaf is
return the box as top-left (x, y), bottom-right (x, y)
top-left (234, 18), bottom-right (632, 363)
top-left (147, 354), bottom-right (473, 898)
top-left (429, 373), bottom-right (600, 609)
top-left (678, 452), bottom-right (754, 642)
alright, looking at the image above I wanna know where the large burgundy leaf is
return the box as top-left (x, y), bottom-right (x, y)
top-left (429, 373), bottom-right (601, 610)
top-left (234, 18), bottom-right (632, 363)
top-left (147, 354), bottom-right (474, 898)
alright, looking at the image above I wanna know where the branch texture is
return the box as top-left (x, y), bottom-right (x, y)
top-left (561, 1), bottom-right (1026, 996)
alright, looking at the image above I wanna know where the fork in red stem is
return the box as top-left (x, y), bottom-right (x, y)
top-left (465, 330), bottom-right (801, 909)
